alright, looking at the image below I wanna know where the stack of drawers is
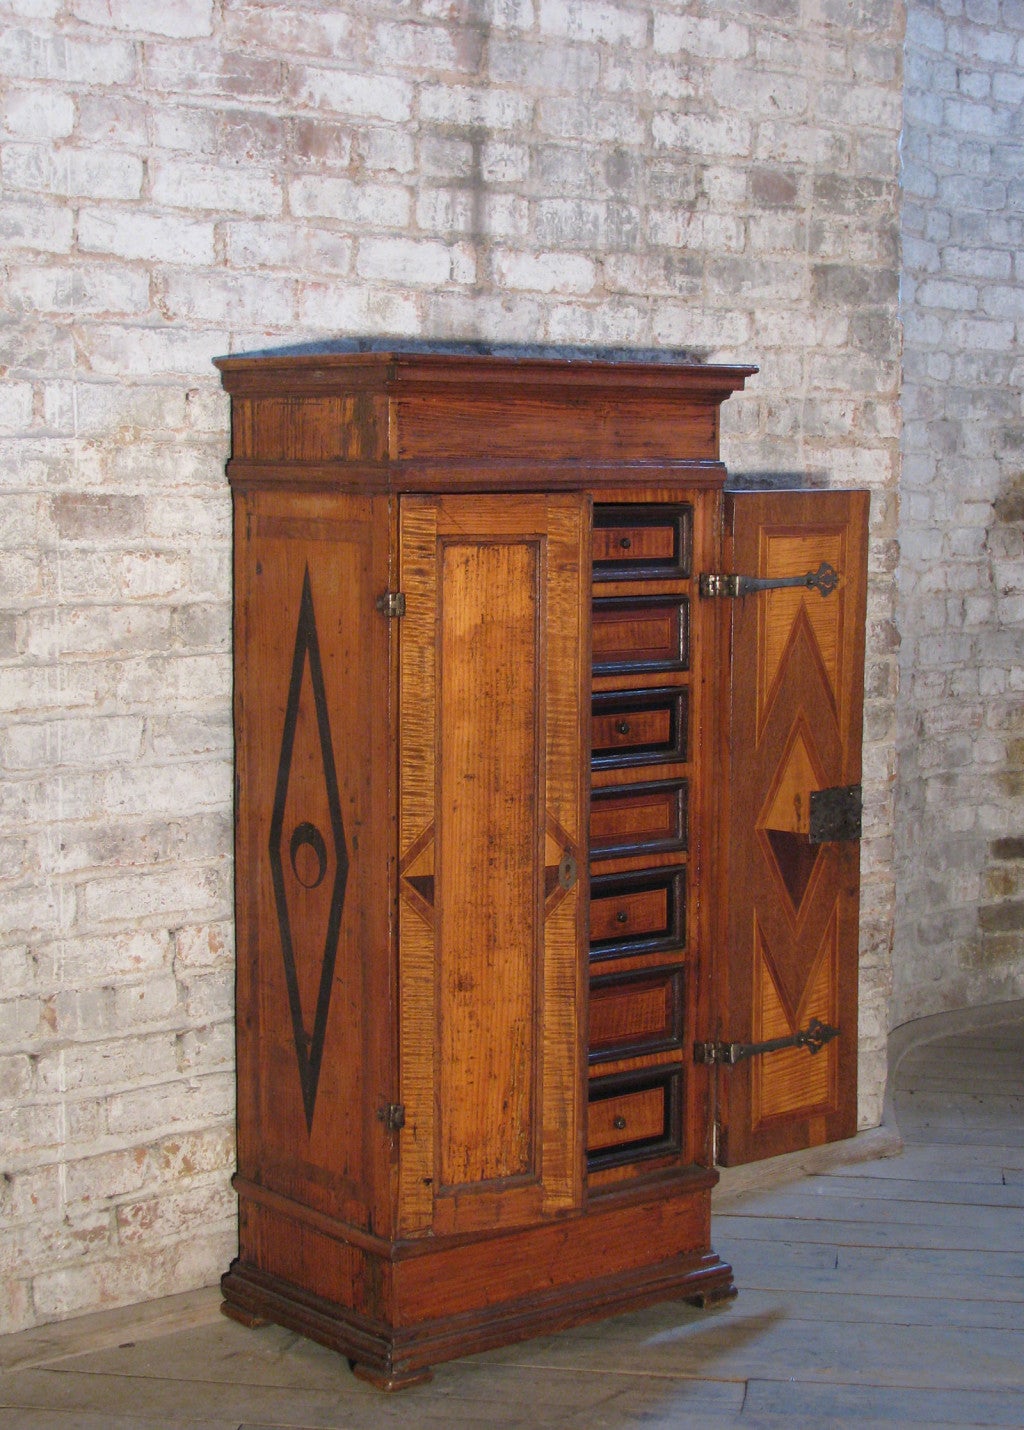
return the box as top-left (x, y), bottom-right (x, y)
top-left (587, 499), bottom-right (696, 1189)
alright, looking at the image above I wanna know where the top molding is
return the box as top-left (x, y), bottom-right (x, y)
top-left (214, 347), bottom-right (758, 492)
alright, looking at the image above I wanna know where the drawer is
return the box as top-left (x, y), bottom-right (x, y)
top-left (589, 868), bottom-right (685, 961)
top-left (592, 597), bottom-right (689, 677)
top-left (591, 688), bottom-right (688, 769)
top-left (588, 967), bottom-right (683, 1063)
top-left (590, 778), bottom-right (687, 860)
top-left (587, 1069), bottom-right (681, 1168)
top-left (593, 503), bottom-right (693, 583)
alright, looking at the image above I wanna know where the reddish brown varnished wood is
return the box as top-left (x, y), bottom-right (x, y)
top-left (714, 489), bottom-right (869, 1165)
top-left (218, 351), bottom-right (862, 1386)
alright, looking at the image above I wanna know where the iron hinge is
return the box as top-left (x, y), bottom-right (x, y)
top-left (699, 561), bottom-right (838, 600)
top-left (694, 1018), bottom-right (840, 1067)
top-left (376, 591), bottom-right (406, 618)
top-left (377, 1103), bottom-right (406, 1132)
top-left (809, 784), bottom-right (862, 843)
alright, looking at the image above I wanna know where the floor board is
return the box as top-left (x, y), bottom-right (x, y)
top-left (2, 1006), bottom-right (1023, 1427)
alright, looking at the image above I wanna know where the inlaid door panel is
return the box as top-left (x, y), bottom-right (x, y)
top-left (396, 493), bottom-right (589, 1236)
top-left (716, 490), bottom-right (868, 1165)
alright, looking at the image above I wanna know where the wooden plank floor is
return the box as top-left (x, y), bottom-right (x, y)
top-left (2, 1003), bottom-right (1022, 1428)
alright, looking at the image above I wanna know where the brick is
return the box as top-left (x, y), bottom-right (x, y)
top-left (0, 28), bottom-right (137, 84)
top-left (289, 175), bottom-right (411, 227)
top-left (548, 87), bottom-right (648, 141)
top-left (492, 249), bottom-right (597, 294)
top-left (538, 0), bottom-right (648, 46)
top-left (70, 0), bottom-right (214, 38)
top-left (289, 65), bottom-right (413, 123)
top-left (2, 86), bottom-right (75, 139)
top-left (419, 83), bottom-right (533, 130)
top-left (150, 160), bottom-right (281, 215)
top-left (6, 141), bottom-right (146, 201)
top-left (356, 235), bottom-right (456, 286)
top-left (31, 1227), bottom-right (234, 1322)
top-left (369, 20), bottom-right (473, 72)
top-left (0, 198), bottom-right (74, 253)
top-left (652, 111), bottom-right (753, 158)
top-left (223, 5), bottom-right (353, 57)
top-left (160, 271), bottom-right (295, 327)
top-left (489, 37), bottom-right (599, 90)
top-left (653, 14), bottom-right (750, 58)
top-left (80, 862), bottom-right (228, 928)
top-left (143, 44), bottom-right (282, 100)
top-left (78, 208), bottom-right (216, 265)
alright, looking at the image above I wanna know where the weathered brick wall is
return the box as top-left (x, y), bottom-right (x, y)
top-left (896, 0), bottom-right (1024, 1024)
top-left (1, 0), bottom-right (902, 1332)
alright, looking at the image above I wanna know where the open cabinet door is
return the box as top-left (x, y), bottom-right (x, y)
top-left (713, 489), bottom-right (869, 1165)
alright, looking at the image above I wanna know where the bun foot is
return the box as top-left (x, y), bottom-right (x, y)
top-left (350, 1360), bottom-right (433, 1392)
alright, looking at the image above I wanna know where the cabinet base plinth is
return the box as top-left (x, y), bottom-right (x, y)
top-left (221, 1234), bottom-right (734, 1388)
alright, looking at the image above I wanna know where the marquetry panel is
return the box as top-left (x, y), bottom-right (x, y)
top-left (717, 489), bottom-right (868, 1166)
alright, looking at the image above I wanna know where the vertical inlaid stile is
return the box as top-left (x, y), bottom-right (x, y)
top-left (396, 499), bottom-right (440, 1234)
top-left (539, 496), bottom-right (590, 1214)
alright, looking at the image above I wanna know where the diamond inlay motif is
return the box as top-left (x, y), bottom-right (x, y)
top-left (758, 723), bottom-right (825, 912)
top-left (268, 567), bottom-right (349, 1133)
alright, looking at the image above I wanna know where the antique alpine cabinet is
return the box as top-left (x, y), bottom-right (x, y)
top-left (214, 348), bottom-right (869, 1389)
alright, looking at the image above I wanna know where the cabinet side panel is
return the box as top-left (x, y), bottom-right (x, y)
top-left (233, 489), bottom-right (391, 1230)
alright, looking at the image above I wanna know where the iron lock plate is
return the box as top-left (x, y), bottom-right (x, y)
top-left (809, 784), bottom-right (862, 843)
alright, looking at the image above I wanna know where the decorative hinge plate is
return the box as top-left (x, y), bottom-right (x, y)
top-left (376, 591), bottom-right (406, 618)
top-left (699, 561), bottom-right (838, 600)
top-left (694, 1018), bottom-right (840, 1067)
top-left (377, 1102), bottom-right (406, 1131)
top-left (809, 784), bottom-right (862, 843)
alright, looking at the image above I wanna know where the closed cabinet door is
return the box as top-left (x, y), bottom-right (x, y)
top-left (396, 493), bottom-right (590, 1237)
top-left (715, 489), bottom-right (869, 1165)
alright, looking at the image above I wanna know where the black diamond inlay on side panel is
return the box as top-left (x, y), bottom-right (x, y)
top-left (268, 566), bottom-right (349, 1134)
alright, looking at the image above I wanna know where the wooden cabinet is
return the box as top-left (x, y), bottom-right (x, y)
top-left (215, 350), bottom-right (868, 1389)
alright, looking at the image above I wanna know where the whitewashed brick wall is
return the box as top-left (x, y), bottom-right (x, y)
top-left (1, 0), bottom-right (902, 1333)
top-left (896, 0), bottom-right (1024, 1024)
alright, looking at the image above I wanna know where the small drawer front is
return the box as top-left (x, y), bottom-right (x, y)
top-left (588, 1085), bottom-right (665, 1151)
top-left (587, 1069), bottom-right (682, 1169)
top-left (593, 504), bottom-right (692, 583)
top-left (590, 778), bottom-right (687, 859)
top-left (591, 689), bottom-right (688, 769)
top-left (589, 868), bottom-right (685, 960)
top-left (592, 597), bottom-right (689, 677)
top-left (589, 968), bottom-right (682, 1062)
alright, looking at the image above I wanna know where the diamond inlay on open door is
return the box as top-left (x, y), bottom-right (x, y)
top-left (758, 721), bottom-right (827, 913)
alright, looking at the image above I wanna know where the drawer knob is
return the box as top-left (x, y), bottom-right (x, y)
top-left (616, 720), bottom-right (631, 735)
top-left (613, 1116), bottom-right (627, 1130)
top-left (619, 536), bottom-right (632, 550)
top-left (615, 910), bottom-right (628, 924)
